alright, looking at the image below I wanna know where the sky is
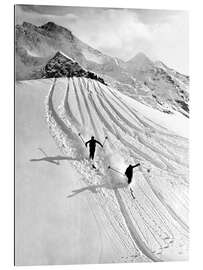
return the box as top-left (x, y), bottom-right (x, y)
top-left (15, 5), bottom-right (189, 74)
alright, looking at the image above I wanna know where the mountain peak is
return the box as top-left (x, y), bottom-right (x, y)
top-left (40, 21), bottom-right (58, 31)
top-left (54, 50), bottom-right (69, 58)
top-left (40, 21), bottom-right (72, 34)
top-left (128, 52), bottom-right (151, 64)
top-left (53, 51), bottom-right (76, 63)
top-left (135, 52), bottom-right (148, 58)
top-left (126, 52), bottom-right (154, 71)
top-left (22, 21), bottom-right (36, 29)
top-left (154, 60), bottom-right (168, 69)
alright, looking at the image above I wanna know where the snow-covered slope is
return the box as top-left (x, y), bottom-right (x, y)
top-left (123, 54), bottom-right (189, 117)
top-left (15, 79), bottom-right (114, 265)
top-left (16, 76), bottom-right (189, 265)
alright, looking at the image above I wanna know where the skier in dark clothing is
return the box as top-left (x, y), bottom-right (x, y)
top-left (125, 163), bottom-right (141, 184)
top-left (85, 136), bottom-right (103, 161)
top-left (124, 163), bottom-right (140, 199)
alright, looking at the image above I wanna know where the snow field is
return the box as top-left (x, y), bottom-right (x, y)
top-left (44, 77), bottom-right (189, 262)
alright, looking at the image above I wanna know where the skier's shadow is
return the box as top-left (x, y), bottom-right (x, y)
top-left (30, 148), bottom-right (81, 165)
top-left (30, 155), bottom-right (78, 165)
top-left (67, 181), bottom-right (128, 198)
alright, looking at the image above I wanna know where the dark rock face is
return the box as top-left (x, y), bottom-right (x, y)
top-left (40, 51), bottom-right (107, 85)
top-left (175, 100), bottom-right (189, 114)
top-left (40, 22), bottom-right (59, 31)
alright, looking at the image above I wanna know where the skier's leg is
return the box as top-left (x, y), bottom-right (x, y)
top-left (128, 176), bottom-right (132, 185)
top-left (89, 150), bottom-right (96, 168)
top-left (92, 149), bottom-right (95, 160)
top-left (90, 150), bottom-right (94, 160)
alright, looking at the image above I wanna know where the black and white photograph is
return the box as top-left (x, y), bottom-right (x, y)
top-left (14, 4), bottom-right (189, 266)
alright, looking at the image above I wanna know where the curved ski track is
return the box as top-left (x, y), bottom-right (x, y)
top-left (44, 77), bottom-right (189, 263)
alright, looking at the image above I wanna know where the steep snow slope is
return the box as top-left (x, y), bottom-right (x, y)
top-left (15, 77), bottom-right (189, 265)
top-left (45, 77), bottom-right (189, 262)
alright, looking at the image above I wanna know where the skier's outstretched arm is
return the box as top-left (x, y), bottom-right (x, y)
top-left (132, 163), bottom-right (140, 168)
top-left (95, 140), bottom-right (103, 148)
top-left (85, 140), bottom-right (90, 147)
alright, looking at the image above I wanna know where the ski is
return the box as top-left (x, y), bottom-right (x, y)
top-left (130, 188), bottom-right (135, 199)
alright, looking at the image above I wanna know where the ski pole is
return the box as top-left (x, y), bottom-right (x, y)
top-left (38, 148), bottom-right (48, 157)
top-left (102, 136), bottom-right (108, 147)
top-left (108, 166), bottom-right (124, 176)
top-left (78, 133), bottom-right (85, 145)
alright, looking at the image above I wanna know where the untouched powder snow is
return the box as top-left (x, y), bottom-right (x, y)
top-left (15, 77), bottom-right (189, 265)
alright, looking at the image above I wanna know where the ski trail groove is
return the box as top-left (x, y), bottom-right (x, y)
top-left (44, 77), bottom-right (189, 262)
top-left (114, 189), bottom-right (162, 262)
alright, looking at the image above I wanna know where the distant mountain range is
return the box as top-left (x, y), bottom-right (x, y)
top-left (15, 21), bottom-right (189, 117)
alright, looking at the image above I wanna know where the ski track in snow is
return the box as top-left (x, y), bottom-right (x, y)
top-left (44, 77), bottom-right (189, 263)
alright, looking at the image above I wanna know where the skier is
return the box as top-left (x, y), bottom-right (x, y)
top-left (125, 163), bottom-right (140, 184)
top-left (85, 136), bottom-right (103, 161)
top-left (125, 163), bottom-right (140, 199)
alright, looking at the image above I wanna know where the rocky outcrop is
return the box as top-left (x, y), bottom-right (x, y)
top-left (39, 51), bottom-right (107, 85)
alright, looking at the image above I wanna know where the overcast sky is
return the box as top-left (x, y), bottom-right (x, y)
top-left (15, 5), bottom-right (189, 74)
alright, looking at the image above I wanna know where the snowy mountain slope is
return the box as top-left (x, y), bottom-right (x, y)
top-left (42, 76), bottom-right (188, 263)
top-left (15, 76), bottom-right (189, 264)
top-left (15, 21), bottom-right (112, 80)
top-left (15, 21), bottom-right (189, 117)
top-left (123, 53), bottom-right (189, 117)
